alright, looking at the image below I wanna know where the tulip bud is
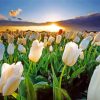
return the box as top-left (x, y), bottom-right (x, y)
top-left (79, 36), bottom-right (93, 50)
top-left (29, 40), bottom-right (44, 62)
top-left (0, 43), bottom-right (5, 61)
top-left (7, 34), bottom-right (14, 43)
top-left (62, 42), bottom-right (81, 66)
top-left (87, 64), bottom-right (100, 100)
top-left (29, 34), bottom-right (35, 41)
top-left (44, 36), bottom-right (48, 47)
top-left (77, 32), bottom-right (83, 37)
top-left (17, 38), bottom-right (26, 45)
top-left (7, 43), bottom-right (14, 55)
top-left (56, 35), bottom-right (62, 44)
top-left (70, 32), bottom-right (77, 40)
top-left (93, 42), bottom-right (100, 46)
top-left (18, 44), bottom-right (26, 53)
top-left (21, 38), bottom-right (26, 45)
top-left (49, 45), bottom-right (53, 52)
top-left (0, 62), bottom-right (23, 96)
top-left (73, 36), bottom-right (80, 43)
top-left (96, 55), bottom-right (100, 63)
top-left (92, 32), bottom-right (100, 44)
top-left (48, 36), bottom-right (55, 45)
top-left (64, 32), bottom-right (72, 39)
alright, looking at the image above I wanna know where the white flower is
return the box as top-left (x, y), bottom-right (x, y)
top-left (92, 33), bottom-right (100, 44)
top-left (96, 55), bottom-right (100, 63)
top-left (62, 42), bottom-right (81, 66)
top-left (64, 32), bottom-right (72, 39)
top-left (7, 34), bottom-right (14, 43)
top-left (49, 45), bottom-right (53, 52)
top-left (87, 64), bottom-right (100, 100)
top-left (93, 42), bottom-right (100, 46)
top-left (29, 34), bottom-right (36, 41)
top-left (73, 36), bottom-right (80, 43)
top-left (0, 62), bottom-right (23, 96)
top-left (44, 36), bottom-right (48, 47)
top-left (17, 38), bottom-right (26, 45)
top-left (18, 44), bottom-right (26, 53)
top-left (7, 43), bottom-right (14, 55)
top-left (0, 43), bottom-right (5, 61)
top-left (47, 36), bottom-right (55, 45)
top-left (79, 36), bottom-right (93, 50)
top-left (56, 35), bottom-right (62, 44)
top-left (77, 32), bottom-right (83, 37)
top-left (29, 40), bottom-right (44, 62)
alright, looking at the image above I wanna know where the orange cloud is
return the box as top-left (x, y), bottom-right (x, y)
top-left (9, 8), bottom-right (22, 17)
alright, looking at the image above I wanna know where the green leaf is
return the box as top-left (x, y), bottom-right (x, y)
top-left (35, 75), bottom-right (48, 83)
top-left (25, 76), bottom-right (37, 100)
top-left (71, 66), bottom-right (85, 79)
top-left (33, 82), bottom-right (50, 91)
top-left (51, 65), bottom-right (62, 100)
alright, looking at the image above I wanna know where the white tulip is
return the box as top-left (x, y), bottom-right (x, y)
top-left (17, 38), bottom-right (26, 45)
top-left (18, 44), bottom-right (26, 53)
top-left (96, 55), bottom-right (100, 63)
top-left (56, 35), bottom-right (62, 44)
top-left (62, 42), bottom-right (81, 66)
top-left (93, 42), bottom-right (100, 46)
top-left (0, 43), bottom-right (5, 61)
top-left (70, 32), bottom-right (77, 40)
top-left (7, 43), bottom-right (14, 55)
top-left (87, 64), bottom-right (100, 100)
top-left (79, 36), bottom-right (93, 50)
top-left (48, 36), bottom-right (55, 45)
top-left (92, 33), bottom-right (100, 44)
top-left (29, 34), bottom-right (35, 41)
top-left (29, 40), bottom-right (44, 62)
top-left (7, 34), bottom-right (14, 43)
top-left (73, 36), bottom-right (80, 43)
top-left (0, 62), bottom-right (23, 96)
top-left (64, 32), bottom-right (72, 39)
top-left (77, 32), bottom-right (83, 37)
top-left (89, 32), bottom-right (95, 37)
top-left (49, 45), bottom-right (53, 52)
top-left (44, 36), bottom-right (48, 47)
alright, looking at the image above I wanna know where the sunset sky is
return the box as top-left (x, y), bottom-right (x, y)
top-left (0, 0), bottom-right (100, 22)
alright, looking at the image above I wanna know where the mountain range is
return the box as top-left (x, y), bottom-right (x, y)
top-left (0, 13), bottom-right (100, 31)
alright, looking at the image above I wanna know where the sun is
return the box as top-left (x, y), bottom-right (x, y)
top-left (47, 24), bottom-right (64, 32)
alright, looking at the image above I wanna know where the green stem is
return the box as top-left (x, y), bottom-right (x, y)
top-left (4, 96), bottom-right (7, 100)
top-left (27, 61), bottom-right (33, 75)
top-left (59, 65), bottom-right (66, 88)
top-left (9, 55), bottom-right (13, 64)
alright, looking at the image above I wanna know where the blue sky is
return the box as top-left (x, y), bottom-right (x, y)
top-left (0, 0), bottom-right (100, 22)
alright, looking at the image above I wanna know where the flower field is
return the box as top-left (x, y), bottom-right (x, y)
top-left (0, 30), bottom-right (100, 100)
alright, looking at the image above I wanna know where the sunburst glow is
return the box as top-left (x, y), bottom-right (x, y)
top-left (45, 24), bottom-right (64, 32)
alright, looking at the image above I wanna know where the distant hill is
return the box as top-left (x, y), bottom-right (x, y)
top-left (0, 13), bottom-right (100, 31)
top-left (0, 20), bottom-right (38, 26)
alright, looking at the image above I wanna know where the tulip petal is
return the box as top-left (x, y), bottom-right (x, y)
top-left (87, 65), bottom-right (100, 100)
top-left (14, 62), bottom-right (23, 77)
top-left (2, 76), bottom-right (21, 96)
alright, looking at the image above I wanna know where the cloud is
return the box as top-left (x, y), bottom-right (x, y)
top-left (0, 14), bottom-right (7, 20)
top-left (9, 8), bottom-right (22, 17)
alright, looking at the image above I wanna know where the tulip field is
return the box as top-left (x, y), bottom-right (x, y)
top-left (0, 30), bottom-right (100, 100)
